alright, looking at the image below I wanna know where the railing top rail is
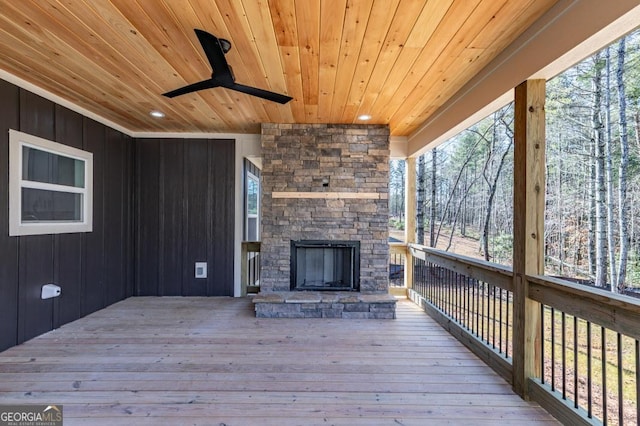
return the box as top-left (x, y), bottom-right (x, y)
top-left (241, 241), bottom-right (261, 251)
top-left (408, 243), bottom-right (513, 273)
top-left (527, 274), bottom-right (640, 340)
top-left (389, 242), bottom-right (408, 256)
top-left (388, 241), bottom-right (408, 247)
top-left (408, 243), bottom-right (513, 291)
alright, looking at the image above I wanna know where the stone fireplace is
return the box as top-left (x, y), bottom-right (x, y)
top-left (253, 123), bottom-right (396, 319)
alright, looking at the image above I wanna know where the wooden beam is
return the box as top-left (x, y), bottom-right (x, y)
top-left (405, 157), bottom-right (417, 288)
top-left (271, 192), bottom-right (381, 199)
top-left (512, 79), bottom-right (545, 398)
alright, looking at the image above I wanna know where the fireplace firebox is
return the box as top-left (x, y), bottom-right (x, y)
top-left (290, 240), bottom-right (360, 291)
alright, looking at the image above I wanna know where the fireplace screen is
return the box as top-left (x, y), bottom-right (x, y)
top-left (290, 240), bottom-right (360, 291)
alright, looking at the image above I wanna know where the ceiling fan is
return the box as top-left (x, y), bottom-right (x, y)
top-left (163, 29), bottom-right (293, 104)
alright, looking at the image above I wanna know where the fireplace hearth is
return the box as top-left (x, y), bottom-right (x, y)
top-left (291, 240), bottom-right (359, 291)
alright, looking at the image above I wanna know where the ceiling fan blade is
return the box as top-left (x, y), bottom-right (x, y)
top-left (229, 83), bottom-right (293, 104)
top-left (163, 29), bottom-right (291, 104)
top-left (162, 79), bottom-right (219, 98)
top-left (194, 29), bottom-right (233, 82)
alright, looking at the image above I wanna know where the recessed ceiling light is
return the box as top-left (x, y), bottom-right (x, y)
top-left (358, 114), bottom-right (372, 121)
top-left (150, 110), bottom-right (165, 118)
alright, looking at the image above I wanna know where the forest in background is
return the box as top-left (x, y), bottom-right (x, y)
top-left (390, 27), bottom-right (640, 293)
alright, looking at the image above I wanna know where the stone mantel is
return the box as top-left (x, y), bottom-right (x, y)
top-left (271, 191), bottom-right (382, 199)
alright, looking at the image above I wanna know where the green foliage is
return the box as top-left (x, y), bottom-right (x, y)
top-left (389, 217), bottom-right (404, 231)
top-left (490, 233), bottom-right (513, 264)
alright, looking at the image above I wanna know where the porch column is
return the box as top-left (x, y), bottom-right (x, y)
top-left (405, 156), bottom-right (416, 289)
top-left (512, 79), bottom-right (545, 398)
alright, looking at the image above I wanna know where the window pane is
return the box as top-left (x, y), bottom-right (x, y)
top-left (22, 146), bottom-right (85, 188)
top-left (21, 188), bottom-right (83, 222)
top-left (247, 177), bottom-right (258, 215)
top-left (248, 217), bottom-right (258, 241)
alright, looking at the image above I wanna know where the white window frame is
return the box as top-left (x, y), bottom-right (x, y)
top-left (9, 129), bottom-right (93, 236)
top-left (245, 171), bottom-right (260, 241)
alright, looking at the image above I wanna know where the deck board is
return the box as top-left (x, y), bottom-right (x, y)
top-left (0, 297), bottom-right (558, 425)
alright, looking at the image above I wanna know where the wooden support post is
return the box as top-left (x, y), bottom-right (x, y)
top-left (405, 157), bottom-right (417, 289)
top-left (512, 80), bottom-right (545, 398)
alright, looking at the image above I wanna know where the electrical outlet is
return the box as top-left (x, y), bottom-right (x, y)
top-left (195, 262), bottom-right (207, 279)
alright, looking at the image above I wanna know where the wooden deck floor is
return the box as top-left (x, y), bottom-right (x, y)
top-left (0, 297), bottom-right (558, 425)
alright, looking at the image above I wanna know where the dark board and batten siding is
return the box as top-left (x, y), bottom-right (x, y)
top-left (0, 80), bottom-right (134, 352)
top-left (134, 138), bottom-right (235, 298)
top-left (0, 78), bottom-right (236, 353)
top-left (0, 80), bottom-right (20, 352)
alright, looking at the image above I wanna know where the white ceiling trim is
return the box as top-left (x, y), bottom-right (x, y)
top-left (0, 68), bottom-right (132, 136)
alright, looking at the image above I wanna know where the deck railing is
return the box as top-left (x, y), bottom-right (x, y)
top-left (401, 243), bottom-right (640, 426)
top-left (241, 241), bottom-right (261, 295)
top-left (389, 243), bottom-right (407, 288)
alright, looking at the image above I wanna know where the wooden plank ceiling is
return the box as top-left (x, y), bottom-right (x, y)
top-left (0, 0), bottom-right (558, 136)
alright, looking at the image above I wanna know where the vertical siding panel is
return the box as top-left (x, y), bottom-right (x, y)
top-left (82, 119), bottom-right (105, 314)
top-left (135, 139), bottom-right (160, 295)
top-left (183, 139), bottom-right (209, 296)
top-left (160, 139), bottom-right (184, 295)
top-left (209, 140), bottom-right (235, 296)
top-left (122, 135), bottom-right (135, 297)
top-left (54, 105), bottom-right (84, 327)
top-left (104, 128), bottom-right (126, 304)
top-left (0, 80), bottom-right (19, 351)
top-left (18, 90), bottom-right (55, 342)
top-left (122, 135), bottom-right (136, 297)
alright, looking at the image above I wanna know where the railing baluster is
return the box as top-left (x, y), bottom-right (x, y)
top-left (618, 332), bottom-right (623, 425)
top-left (541, 304), bottom-right (546, 386)
top-left (475, 278), bottom-right (480, 337)
top-left (456, 271), bottom-right (461, 323)
top-left (562, 313), bottom-right (566, 400)
top-left (506, 290), bottom-right (511, 359)
top-left (492, 284), bottom-right (496, 349)
top-left (602, 327), bottom-right (607, 425)
top-left (587, 321), bottom-right (593, 418)
top-left (552, 307), bottom-right (556, 391)
top-left (636, 339), bottom-right (639, 426)
top-left (467, 275), bottom-right (471, 331)
top-left (448, 270), bottom-right (453, 320)
top-left (574, 316), bottom-right (579, 409)
top-left (499, 288), bottom-right (503, 354)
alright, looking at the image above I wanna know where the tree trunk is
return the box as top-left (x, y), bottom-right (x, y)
top-left (481, 113), bottom-right (513, 261)
top-left (557, 137), bottom-right (564, 274)
top-left (592, 53), bottom-right (608, 288)
top-left (434, 142), bottom-right (479, 246)
top-left (604, 47), bottom-right (618, 289)
top-left (616, 37), bottom-right (630, 292)
top-left (633, 99), bottom-right (640, 151)
top-left (416, 154), bottom-right (425, 245)
top-left (461, 168), bottom-right (468, 236)
top-left (400, 162), bottom-right (405, 220)
top-left (429, 149), bottom-right (437, 247)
